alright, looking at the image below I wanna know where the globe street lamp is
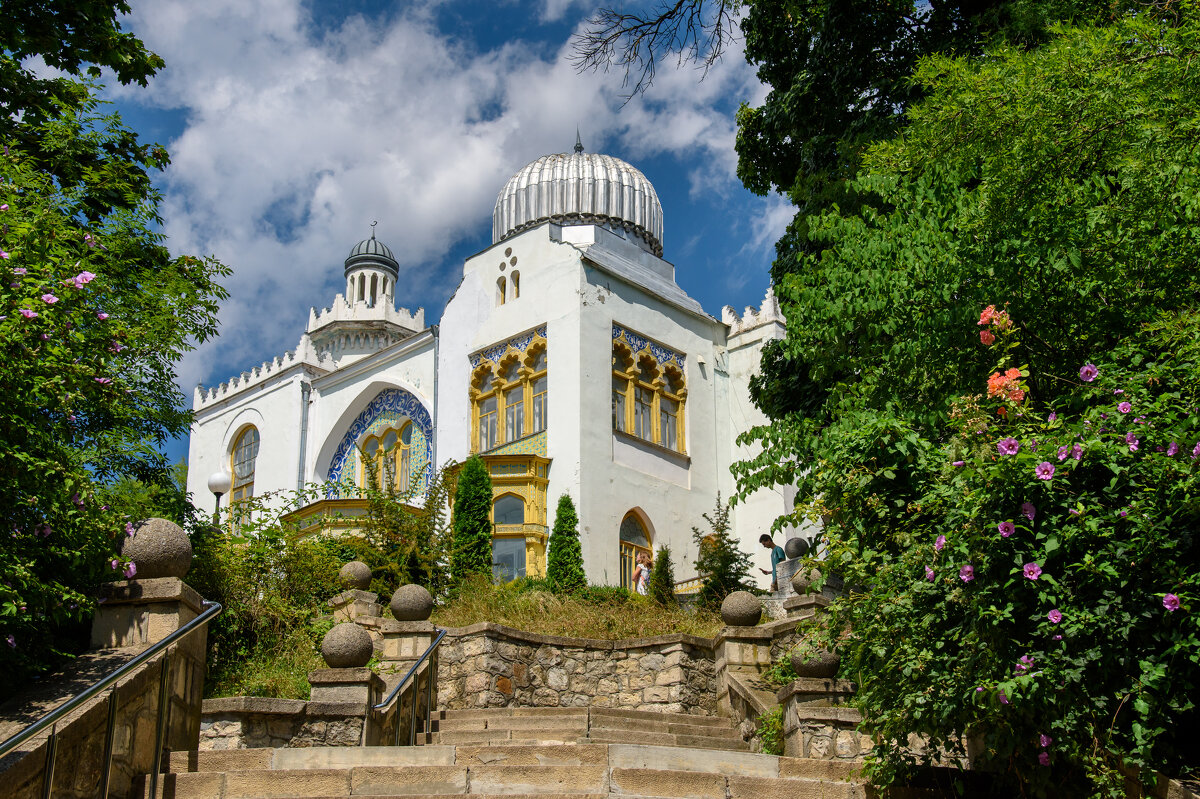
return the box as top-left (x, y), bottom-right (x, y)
top-left (207, 470), bottom-right (232, 525)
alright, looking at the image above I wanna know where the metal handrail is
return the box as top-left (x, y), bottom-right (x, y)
top-left (0, 599), bottom-right (222, 799)
top-left (369, 627), bottom-right (446, 746)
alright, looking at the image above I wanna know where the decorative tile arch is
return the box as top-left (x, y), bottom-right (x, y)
top-left (327, 388), bottom-right (433, 497)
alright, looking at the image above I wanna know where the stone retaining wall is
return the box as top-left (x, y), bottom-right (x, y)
top-left (198, 698), bottom-right (366, 750)
top-left (437, 623), bottom-right (718, 715)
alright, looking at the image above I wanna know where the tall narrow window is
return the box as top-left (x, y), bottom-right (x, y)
top-left (496, 276), bottom-right (506, 306)
top-left (612, 376), bottom-right (626, 432)
top-left (479, 395), bottom-right (497, 451)
top-left (660, 397), bottom-right (679, 451)
top-left (511, 270), bottom-right (520, 299)
top-left (230, 426), bottom-right (260, 523)
top-left (397, 423), bottom-right (413, 492)
top-left (504, 386), bottom-right (524, 442)
top-left (532, 375), bottom-right (547, 433)
top-left (634, 387), bottom-right (653, 440)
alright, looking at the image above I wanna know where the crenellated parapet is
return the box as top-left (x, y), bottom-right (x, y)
top-left (194, 338), bottom-right (327, 408)
top-left (723, 285), bottom-right (786, 338)
top-left (307, 293), bottom-right (424, 335)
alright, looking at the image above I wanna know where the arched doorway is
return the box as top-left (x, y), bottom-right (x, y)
top-left (619, 511), bottom-right (652, 590)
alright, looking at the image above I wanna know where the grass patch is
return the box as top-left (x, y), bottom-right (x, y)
top-left (206, 627), bottom-right (325, 700)
top-left (430, 576), bottom-right (723, 639)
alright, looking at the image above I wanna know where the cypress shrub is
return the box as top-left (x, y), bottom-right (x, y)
top-left (648, 544), bottom-right (677, 606)
top-left (546, 493), bottom-right (586, 594)
top-left (450, 455), bottom-right (493, 582)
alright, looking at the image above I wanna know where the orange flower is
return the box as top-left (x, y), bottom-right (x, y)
top-left (978, 305), bottom-right (997, 326)
top-left (980, 330), bottom-right (995, 345)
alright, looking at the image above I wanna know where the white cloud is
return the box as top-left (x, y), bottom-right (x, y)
top-left (112, 0), bottom-right (764, 392)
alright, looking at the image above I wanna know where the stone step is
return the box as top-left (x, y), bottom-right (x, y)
top-left (583, 728), bottom-right (750, 751)
top-left (438, 716), bottom-right (589, 732)
top-left (588, 718), bottom-right (742, 738)
top-left (589, 707), bottom-right (731, 728)
top-left (150, 767), bottom-right (860, 799)
top-left (439, 707), bottom-right (588, 721)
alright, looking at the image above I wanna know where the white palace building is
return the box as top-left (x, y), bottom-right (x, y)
top-left (186, 143), bottom-right (794, 590)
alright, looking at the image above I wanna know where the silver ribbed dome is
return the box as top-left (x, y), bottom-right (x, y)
top-left (493, 151), bottom-right (663, 256)
top-left (344, 234), bottom-right (399, 278)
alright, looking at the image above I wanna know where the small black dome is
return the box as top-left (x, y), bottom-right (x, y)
top-left (344, 234), bottom-right (399, 277)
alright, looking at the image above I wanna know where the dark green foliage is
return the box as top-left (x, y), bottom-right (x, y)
top-left (547, 493), bottom-right (586, 594)
top-left (648, 545), bottom-right (676, 606)
top-left (691, 495), bottom-right (754, 609)
top-left (450, 456), bottom-right (493, 583)
top-left (734, 14), bottom-right (1200, 792)
top-left (0, 65), bottom-right (228, 685)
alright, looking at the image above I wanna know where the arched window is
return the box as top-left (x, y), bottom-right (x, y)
top-left (619, 512), bottom-right (651, 590)
top-left (360, 422), bottom-right (414, 493)
top-left (511, 270), bottom-right (520, 299)
top-left (612, 333), bottom-right (686, 452)
top-left (497, 276), bottom-right (507, 306)
top-left (230, 426), bottom-right (260, 524)
top-left (470, 336), bottom-right (547, 453)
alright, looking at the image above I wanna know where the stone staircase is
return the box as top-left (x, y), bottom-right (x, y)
top-left (425, 708), bottom-right (751, 752)
top-left (149, 707), bottom-right (865, 798)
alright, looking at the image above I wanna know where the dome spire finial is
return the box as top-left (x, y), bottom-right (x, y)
top-left (369, 220), bottom-right (377, 240)
top-left (574, 129), bottom-right (584, 154)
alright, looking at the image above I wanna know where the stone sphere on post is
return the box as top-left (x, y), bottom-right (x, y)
top-left (338, 560), bottom-right (372, 590)
top-left (791, 568), bottom-right (823, 596)
top-left (720, 591), bottom-right (762, 627)
top-left (783, 536), bottom-right (809, 560)
top-left (120, 518), bottom-right (193, 579)
top-left (790, 645), bottom-right (840, 678)
top-left (320, 622), bottom-right (374, 668)
top-left (390, 584), bottom-right (433, 621)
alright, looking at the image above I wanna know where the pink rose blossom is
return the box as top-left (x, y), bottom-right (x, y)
top-left (998, 689), bottom-right (1009, 705)
top-left (1015, 655), bottom-right (1034, 674)
top-left (1023, 562), bottom-right (1043, 580)
top-left (1163, 593), bottom-right (1181, 612)
top-left (1040, 734), bottom-right (1053, 748)
top-left (935, 535), bottom-right (946, 552)
top-left (1021, 502), bottom-right (1036, 520)
top-left (959, 564), bottom-right (974, 582)
top-left (1035, 462), bottom-right (1055, 480)
top-left (41, 293), bottom-right (57, 304)
top-left (1048, 609), bottom-right (1062, 624)
top-left (1048, 412), bottom-right (1057, 422)
top-left (123, 562), bottom-right (137, 579)
top-left (997, 437), bottom-right (1020, 456)
top-left (1118, 401), bottom-right (1132, 414)
top-left (998, 521), bottom-right (1015, 538)
top-left (1072, 443), bottom-right (1083, 461)
top-left (925, 566), bottom-right (935, 581)
top-left (19, 308), bottom-right (37, 318)
top-left (97, 312), bottom-right (109, 320)
top-left (1079, 363), bottom-right (1099, 382)
top-left (1167, 442), bottom-right (1179, 456)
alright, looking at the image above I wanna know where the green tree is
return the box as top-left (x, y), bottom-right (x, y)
top-left (0, 2), bottom-right (229, 686)
top-left (450, 456), bottom-right (493, 583)
top-left (648, 544), bottom-right (676, 607)
top-left (546, 493), bottom-right (586, 594)
top-left (732, 13), bottom-right (1200, 793)
top-left (691, 494), bottom-right (754, 609)
top-left (355, 454), bottom-right (454, 598)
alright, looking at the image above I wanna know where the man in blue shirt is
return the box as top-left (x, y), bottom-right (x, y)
top-left (759, 534), bottom-right (786, 593)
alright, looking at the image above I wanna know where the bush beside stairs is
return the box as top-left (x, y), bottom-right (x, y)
top-left (148, 706), bottom-right (864, 798)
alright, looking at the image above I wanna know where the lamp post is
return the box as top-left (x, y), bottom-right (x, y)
top-left (207, 471), bottom-right (232, 526)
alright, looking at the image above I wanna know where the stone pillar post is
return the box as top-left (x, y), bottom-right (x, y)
top-left (314, 622), bottom-right (384, 745)
top-left (329, 561), bottom-right (382, 623)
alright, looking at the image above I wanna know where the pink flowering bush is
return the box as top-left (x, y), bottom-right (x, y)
top-left (793, 310), bottom-right (1200, 794)
top-left (0, 114), bottom-right (229, 684)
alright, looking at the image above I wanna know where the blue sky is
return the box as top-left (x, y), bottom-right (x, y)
top-left (102, 0), bottom-right (792, 465)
